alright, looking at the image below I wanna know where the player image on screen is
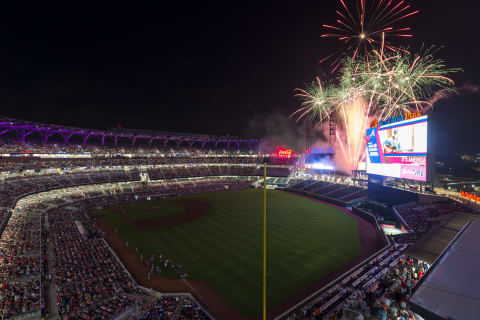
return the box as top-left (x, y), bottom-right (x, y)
top-left (382, 128), bottom-right (402, 153)
top-left (379, 121), bottom-right (426, 155)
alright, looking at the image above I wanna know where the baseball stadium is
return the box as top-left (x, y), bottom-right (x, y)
top-left (1, 1), bottom-right (480, 320)
top-left (1, 109), bottom-right (479, 320)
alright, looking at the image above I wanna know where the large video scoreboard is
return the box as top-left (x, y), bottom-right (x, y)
top-left (305, 148), bottom-right (335, 171)
top-left (366, 114), bottom-right (428, 182)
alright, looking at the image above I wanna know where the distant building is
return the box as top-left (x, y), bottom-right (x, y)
top-left (461, 153), bottom-right (475, 162)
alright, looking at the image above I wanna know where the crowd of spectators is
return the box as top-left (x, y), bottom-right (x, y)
top-left (140, 296), bottom-right (210, 320)
top-left (0, 279), bottom-right (41, 318)
top-left (0, 170), bottom-right (238, 319)
top-left (393, 200), bottom-right (474, 242)
top-left (48, 206), bottom-right (141, 319)
top-left (140, 296), bottom-right (181, 319)
top-left (0, 256), bottom-right (40, 278)
top-left (341, 256), bottom-right (429, 320)
top-left (0, 171), bottom-right (142, 208)
top-left (178, 297), bottom-right (211, 320)
top-left (22, 176), bottom-right (246, 319)
top-left (79, 178), bottom-right (251, 206)
top-left (0, 155), bottom-right (277, 173)
top-left (0, 154), bottom-right (291, 209)
top-left (0, 136), bottom-right (299, 176)
top-left (40, 214), bottom-right (48, 319)
top-left (287, 244), bottom-right (430, 320)
top-left (145, 165), bottom-right (290, 180)
top-left (0, 138), bottom-right (258, 155)
top-left (0, 203), bottom-right (42, 318)
top-left (44, 178), bottom-right (235, 319)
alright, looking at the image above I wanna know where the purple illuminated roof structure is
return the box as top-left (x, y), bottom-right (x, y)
top-left (0, 117), bottom-right (259, 149)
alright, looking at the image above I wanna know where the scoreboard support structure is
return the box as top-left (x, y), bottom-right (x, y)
top-left (329, 114), bottom-right (336, 150)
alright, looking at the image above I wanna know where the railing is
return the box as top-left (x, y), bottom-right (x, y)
top-left (351, 206), bottom-right (390, 248)
top-left (11, 311), bottom-right (41, 320)
top-left (111, 303), bottom-right (139, 320)
top-left (392, 203), bottom-right (415, 233)
top-left (435, 189), bottom-right (480, 213)
top-left (0, 211), bottom-right (11, 237)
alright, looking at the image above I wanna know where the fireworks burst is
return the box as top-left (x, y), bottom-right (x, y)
top-left (295, 49), bottom-right (457, 126)
top-left (292, 77), bottom-right (338, 124)
top-left (293, 48), bottom-right (459, 170)
top-left (321, 0), bottom-right (419, 72)
top-left (341, 47), bottom-right (460, 120)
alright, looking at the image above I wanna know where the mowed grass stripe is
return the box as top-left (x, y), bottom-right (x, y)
top-left (99, 188), bottom-right (361, 317)
top-left (150, 216), bottom-right (261, 289)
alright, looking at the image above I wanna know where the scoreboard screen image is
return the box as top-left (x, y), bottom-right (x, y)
top-left (366, 115), bottom-right (428, 181)
top-left (305, 152), bottom-right (335, 171)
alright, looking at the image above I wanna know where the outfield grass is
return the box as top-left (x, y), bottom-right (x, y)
top-left (98, 189), bottom-right (361, 317)
top-left (107, 199), bottom-right (184, 220)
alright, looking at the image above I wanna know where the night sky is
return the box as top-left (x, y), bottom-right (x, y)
top-left (0, 1), bottom-right (478, 154)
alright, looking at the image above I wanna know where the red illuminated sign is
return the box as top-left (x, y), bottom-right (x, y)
top-left (276, 148), bottom-right (294, 158)
top-left (460, 190), bottom-right (480, 202)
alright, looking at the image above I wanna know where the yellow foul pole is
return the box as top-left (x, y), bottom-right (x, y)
top-left (263, 162), bottom-right (267, 320)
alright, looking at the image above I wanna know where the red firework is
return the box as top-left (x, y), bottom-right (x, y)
top-left (321, 0), bottom-right (419, 72)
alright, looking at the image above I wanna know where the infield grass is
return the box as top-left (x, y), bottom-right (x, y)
top-left (98, 188), bottom-right (361, 317)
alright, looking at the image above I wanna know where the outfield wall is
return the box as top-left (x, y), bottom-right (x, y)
top-left (351, 206), bottom-right (390, 248)
top-left (285, 187), bottom-right (389, 248)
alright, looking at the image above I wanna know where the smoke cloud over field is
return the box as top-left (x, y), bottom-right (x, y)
top-left (426, 83), bottom-right (480, 112)
top-left (244, 113), bottom-right (306, 153)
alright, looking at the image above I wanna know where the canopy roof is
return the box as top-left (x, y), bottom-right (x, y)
top-left (409, 220), bottom-right (480, 320)
top-left (406, 212), bottom-right (480, 264)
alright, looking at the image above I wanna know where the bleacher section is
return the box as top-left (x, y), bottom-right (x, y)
top-left (264, 177), bottom-right (299, 189)
top-left (146, 165), bottom-right (290, 181)
top-left (392, 200), bottom-right (475, 246)
top-left (285, 179), bottom-right (368, 205)
top-left (341, 189), bottom-right (369, 202)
